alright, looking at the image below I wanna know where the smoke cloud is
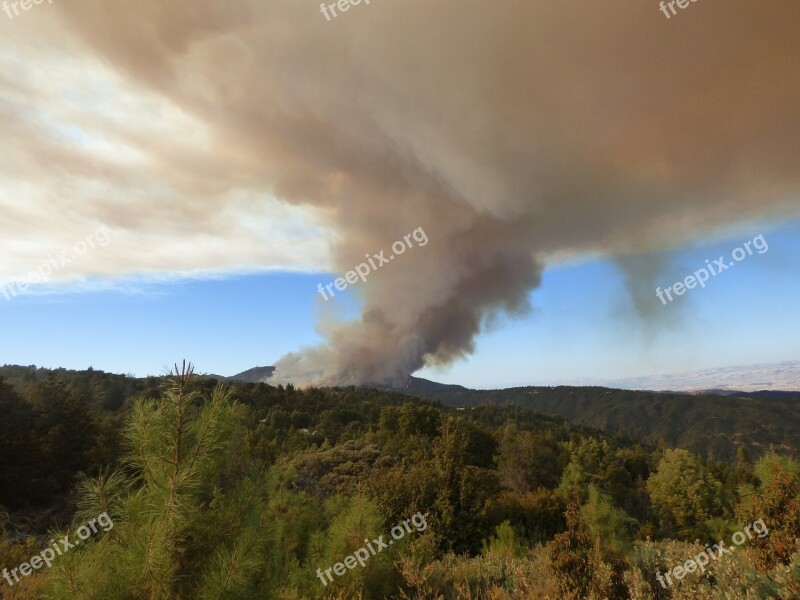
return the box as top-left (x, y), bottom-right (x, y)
top-left (27, 0), bottom-right (800, 384)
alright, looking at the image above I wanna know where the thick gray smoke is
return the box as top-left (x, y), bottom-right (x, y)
top-left (48, 0), bottom-right (800, 385)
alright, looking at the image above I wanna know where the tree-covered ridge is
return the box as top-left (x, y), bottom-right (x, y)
top-left (4, 364), bottom-right (799, 463)
top-left (0, 364), bottom-right (797, 598)
top-left (401, 385), bottom-right (800, 461)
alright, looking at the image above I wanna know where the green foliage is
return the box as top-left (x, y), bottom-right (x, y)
top-left (306, 494), bottom-right (401, 598)
top-left (397, 545), bottom-right (562, 600)
top-left (628, 538), bottom-right (782, 600)
top-left (558, 456), bottom-right (592, 502)
top-left (484, 488), bottom-right (566, 544)
top-left (481, 521), bottom-right (526, 559)
top-left (550, 502), bottom-right (628, 600)
top-left (496, 426), bottom-right (565, 492)
top-left (0, 375), bottom-right (106, 511)
top-left (580, 486), bottom-right (637, 556)
top-left (290, 440), bottom-right (382, 497)
top-left (647, 449), bottom-right (728, 540)
top-left (403, 384), bottom-right (800, 462)
top-left (47, 364), bottom-right (264, 599)
top-left (0, 378), bottom-right (39, 508)
top-left (736, 453), bottom-right (800, 569)
top-left (1, 364), bottom-right (800, 598)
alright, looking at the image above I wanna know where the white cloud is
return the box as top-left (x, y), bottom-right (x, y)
top-left (0, 26), bottom-right (332, 288)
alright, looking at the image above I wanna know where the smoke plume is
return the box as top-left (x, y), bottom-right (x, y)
top-left (38, 0), bottom-right (800, 384)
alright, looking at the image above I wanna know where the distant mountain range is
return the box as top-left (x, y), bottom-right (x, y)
top-left (599, 360), bottom-right (800, 393)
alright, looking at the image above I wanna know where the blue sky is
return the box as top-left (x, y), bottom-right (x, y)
top-left (2, 217), bottom-right (797, 388)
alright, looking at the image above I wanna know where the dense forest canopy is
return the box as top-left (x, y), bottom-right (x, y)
top-left (0, 364), bottom-right (798, 599)
top-left (401, 384), bottom-right (800, 463)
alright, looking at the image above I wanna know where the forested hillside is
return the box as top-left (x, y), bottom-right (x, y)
top-left (0, 364), bottom-right (798, 599)
top-left (401, 385), bottom-right (800, 462)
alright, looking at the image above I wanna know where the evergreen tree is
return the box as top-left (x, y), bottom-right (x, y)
top-left (47, 363), bottom-right (272, 600)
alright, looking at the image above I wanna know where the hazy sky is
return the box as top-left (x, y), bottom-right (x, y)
top-left (0, 0), bottom-right (798, 386)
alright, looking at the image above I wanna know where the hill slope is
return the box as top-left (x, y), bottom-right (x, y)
top-left (400, 385), bottom-right (800, 461)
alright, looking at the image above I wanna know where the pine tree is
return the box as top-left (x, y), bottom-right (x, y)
top-left (47, 362), bottom-right (272, 600)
